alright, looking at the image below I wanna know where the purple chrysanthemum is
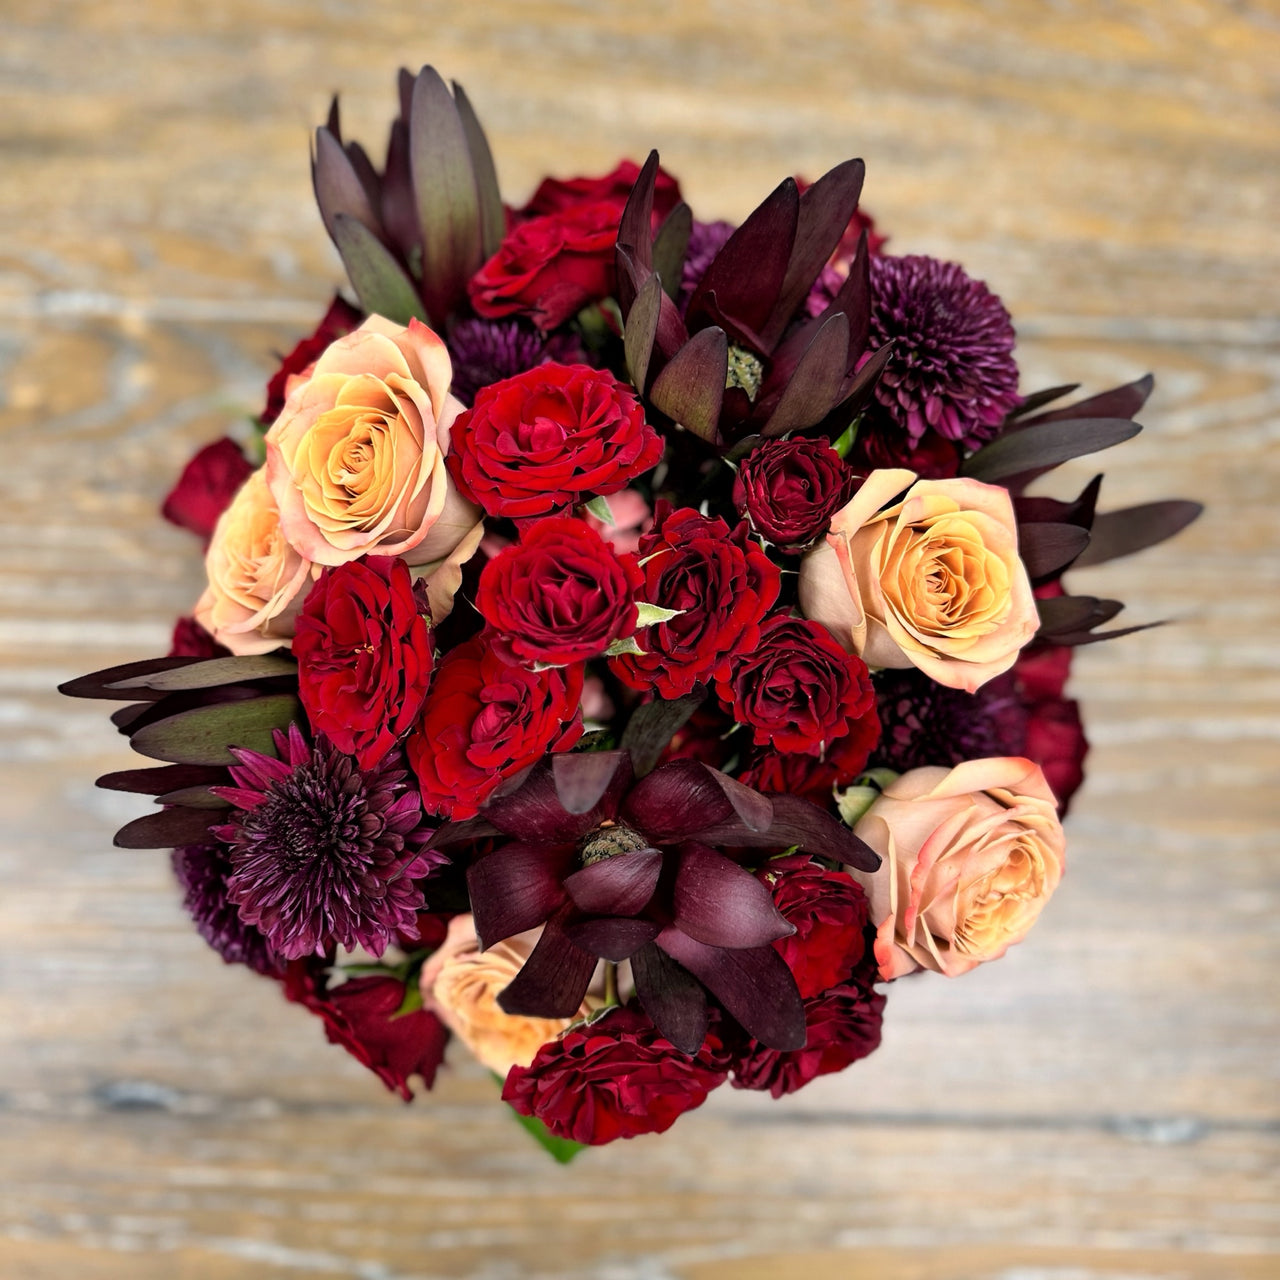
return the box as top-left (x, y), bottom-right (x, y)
top-left (870, 668), bottom-right (1028, 774)
top-left (171, 843), bottom-right (281, 975)
top-left (861, 254), bottom-right (1020, 449)
top-left (445, 318), bottom-right (585, 406)
top-left (678, 219), bottom-right (735, 313)
top-left (212, 725), bottom-right (439, 961)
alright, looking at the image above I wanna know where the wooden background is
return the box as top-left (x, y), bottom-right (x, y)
top-left (2, 2), bottom-right (1277, 1276)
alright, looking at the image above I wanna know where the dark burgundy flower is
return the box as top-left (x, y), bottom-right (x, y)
top-left (292, 557), bottom-right (433, 770)
top-left (733, 438), bottom-right (857, 551)
top-left (502, 1001), bottom-right (726, 1144)
top-left (433, 749), bottom-right (878, 1054)
top-left (161, 437), bottom-right (253, 542)
top-left (445, 318), bottom-right (586, 407)
top-left (171, 843), bottom-right (281, 974)
top-left (286, 961), bottom-right (449, 1101)
top-left (845, 413), bottom-right (963, 478)
top-left (469, 200), bottom-right (621, 330)
top-left (212, 725), bottom-right (439, 960)
top-left (169, 616), bottom-right (229, 659)
top-left (476, 518), bottom-right (642, 666)
top-left (678, 219), bottom-right (735, 312)
top-left (261, 295), bottom-right (363, 425)
top-left (609, 505), bottom-right (781, 700)
top-left (522, 158), bottom-right (682, 222)
top-left (729, 974), bottom-right (885, 1098)
top-left (718, 614), bottom-right (877, 756)
top-left (406, 633), bottom-right (584, 820)
top-left (1021, 689), bottom-right (1087, 815)
top-left (862, 254), bottom-right (1020, 449)
top-left (449, 364), bottom-right (663, 520)
top-left (759, 855), bottom-right (869, 998)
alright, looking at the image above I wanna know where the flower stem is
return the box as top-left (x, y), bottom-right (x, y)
top-left (603, 961), bottom-right (619, 1008)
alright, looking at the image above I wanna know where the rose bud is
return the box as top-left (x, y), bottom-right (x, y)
top-left (850, 758), bottom-right (1066, 980)
top-left (264, 316), bottom-right (480, 567)
top-left (733, 438), bottom-right (857, 552)
top-left (161, 436), bottom-right (254, 543)
top-left (799, 468), bottom-right (1039, 692)
top-left (476, 517), bottom-right (643, 666)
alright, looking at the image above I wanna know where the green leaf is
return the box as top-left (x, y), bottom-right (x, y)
top-left (106, 653), bottom-right (297, 692)
top-left (830, 416), bottom-right (860, 459)
top-left (128, 694), bottom-right (302, 766)
top-left (331, 213), bottom-right (427, 325)
top-left (604, 636), bottom-right (645, 658)
top-left (634, 601), bottom-right (684, 628)
top-left (391, 981), bottom-right (424, 1020)
top-left (583, 494), bottom-right (616, 525)
top-left (652, 202), bottom-right (692, 302)
top-left (618, 688), bottom-right (706, 777)
top-left (493, 1074), bottom-right (587, 1164)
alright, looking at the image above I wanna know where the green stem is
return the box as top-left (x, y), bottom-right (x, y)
top-left (603, 961), bottom-right (619, 1009)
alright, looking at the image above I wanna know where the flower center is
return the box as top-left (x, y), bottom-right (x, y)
top-left (725, 344), bottom-right (765, 402)
top-left (578, 821), bottom-right (650, 867)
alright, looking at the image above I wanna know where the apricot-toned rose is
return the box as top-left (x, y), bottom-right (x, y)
top-left (264, 316), bottom-right (479, 566)
top-left (798, 468), bottom-right (1038, 692)
top-left (850, 758), bottom-right (1065, 980)
top-left (193, 470), bottom-right (317, 655)
top-left (420, 916), bottom-right (593, 1076)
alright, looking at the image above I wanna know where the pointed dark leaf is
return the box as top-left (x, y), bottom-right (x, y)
top-left (652, 201), bottom-right (692, 302)
top-left (762, 158), bottom-right (865, 350)
top-left (618, 689), bottom-right (706, 778)
top-left (672, 846), bottom-right (793, 948)
top-left (111, 703), bottom-right (153, 730)
top-left (313, 127), bottom-right (379, 242)
top-left (1020, 374), bottom-right (1154, 427)
top-left (497, 918), bottom-right (598, 1019)
top-left (1045, 621), bottom-right (1165, 647)
top-left (380, 120), bottom-right (420, 264)
top-left (696, 793), bottom-right (880, 872)
top-left (615, 150), bottom-right (659, 314)
top-left (552, 749), bottom-right (632, 816)
top-left (624, 759), bottom-right (772, 842)
top-left (832, 341), bottom-right (893, 415)
top-left (648, 326), bottom-right (727, 444)
top-left (1036, 595), bottom-right (1124, 637)
top-left (325, 94), bottom-right (342, 142)
top-left (409, 67), bottom-right (482, 322)
top-left (452, 82), bottom-right (504, 259)
top-left (1073, 500), bottom-right (1203, 568)
top-left (331, 214), bottom-right (426, 325)
top-left (631, 943), bottom-right (709, 1055)
top-left (623, 272), bottom-right (663, 394)
top-left (482, 761), bottom-right (597, 844)
top-left (656, 930), bottom-right (806, 1051)
top-left (344, 140), bottom-right (382, 211)
top-left (127, 694), bottom-right (302, 766)
top-left (114, 806), bottom-right (220, 850)
top-left (97, 763), bottom-right (226, 796)
top-left (759, 312), bottom-right (852, 437)
top-left (961, 417), bottom-right (1142, 484)
top-left (467, 844), bottom-right (573, 949)
top-left (1007, 383), bottom-right (1080, 422)
top-left (59, 657), bottom-right (201, 702)
top-left (563, 917), bottom-right (661, 962)
top-left (155, 785), bottom-right (231, 810)
top-left (564, 848), bottom-right (662, 917)
top-left (1017, 522), bottom-right (1091, 580)
top-left (1015, 475), bottom-right (1103, 531)
top-left (106, 654), bottom-right (297, 692)
top-left (396, 67), bottom-right (414, 122)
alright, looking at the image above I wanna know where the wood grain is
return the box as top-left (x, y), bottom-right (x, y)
top-left (2, 2), bottom-right (1277, 1277)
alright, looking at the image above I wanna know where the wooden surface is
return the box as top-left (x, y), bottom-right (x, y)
top-left (2, 2), bottom-right (1278, 1277)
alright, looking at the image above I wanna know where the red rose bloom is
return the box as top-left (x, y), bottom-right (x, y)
top-left (759, 855), bottom-right (869, 998)
top-left (469, 200), bottom-right (621, 331)
top-left (1024, 696), bottom-right (1087, 815)
top-left (449, 363), bottom-right (662, 520)
top-left (285, 962), bottom-right (449, 1101)
top-left (169, 616), bottom-right (230, 659)
top-left (407, 633), bottom-right (584, 820)
top-left (477, 517), bottom-right (643, 666)
top-left (846, 414), bottom-right (963, 479)
top-left (161, 437), bottom-right (253, 542)
top-left (502, 1002), bottom-right (728, 1145)
top-left (738, 749), bottom-right (847, 804)
top-left (729, 976), bottom-right (885, 1098)
top-left (718, 613), bottom-right (876, 755)
top-left (522, 158), bottom-right (683, 222)
top-left (292, 558), bottom-right (433, 770)
top-left (610, 505), bottom-right (781, 700)
top-left (733, 438), bottom-right (857, 552)
top-left (261, 294), bottom-right (362, 425)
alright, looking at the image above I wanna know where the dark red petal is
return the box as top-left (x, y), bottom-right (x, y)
top-left (672, 845), bottom-right (794, 948)
top-left (552, 749), bottom-right (632, 816)
top-left (563, 917), bottom-right (661, 962)
top-left (482, 760), bottom-right (596, 844)
top-left (496, 918), bottom-right (598, 1019)
top-left (622, 758), bottom-right (757, 841)
top-left (630, 942), bottom-right (710, 1055)
top-left (656, 929), bottom-right (806, 1051)
top-left (563, 848), bottom-right (662, 917)
top-left (695, 793), bottom-right (880, 872)
top-left (466, 844), bottom-right (571, 949)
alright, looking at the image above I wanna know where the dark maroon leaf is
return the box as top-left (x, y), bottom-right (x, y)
top-left (696, 793), bottom-right (880, 871)
top-left (563, 848), bottom-right (662, 916)
top-left (1072, 500), bottom-right (1202, 568)
top-left (552, 750), bottom-right (632, 816)
top-left (623, 272), bottom-right (663, 393)
top-left (1020, 374), bottom-right (1153, 427)
top-left (672, 846), bottom-right (794, 949)
top-left (1017, 522), bottom-right (1091, 580)
top-left (1015, 475), bottom-right (1102, 531)
top-left (114, 806), bottom-right (220, 850)
top-left (482, 760), bottom-right (599, 844)
top-left (618, 690), bottom-right (706, 779)
top-left (652, 202), bottom-right (692, 302)
top-left (1043, 621), bottom-right (1165, 647)
top-left (59, 657), bottom-right (201, 702)
top-left (1036, 595), bottom-right (1124, 637)
top-left (111, 703), bottom-right (152, 730)
top-left (563, 917), bottom-right (661, 962)
top-left (624, 760), bottom-right (772, 843)
top-left (426, 814), bottom-right (500, 850)
top-left (760, 312), bottom-right (852, 438)
top-left (452, 81), bottom-right (503, 260)
top-left (313, 126), bottom-right (379, 242)
top-left (496, 917), bottom-right (598, 1019)
top-left (832, 340), bottom-right (893, 415)
top-left (97, 763), bottom-right (226, 795)
top-left (616, 150), bottom-right (659, 312)
top-left (344, 140), bottom-right (382, 212)
top-left (154, 785), bottom-right (230, 810)
top-left (380, 119), bottom-right (420, 262)
top-left (1006, 384), bottom-right (1080, 422)
top-left (961, 418), bottom-right (1142, 485)
top-left (648, 325), bottom-right (728, 444)
top-left (466, 844), bottom-right (572, 949)
top-left (105, 653), bottom-right (297, 692)
top-left (630, 943), bottom-right (709, 1055)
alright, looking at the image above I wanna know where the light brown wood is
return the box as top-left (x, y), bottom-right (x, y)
top-left (2, 2), bottom-right (1277, 1276)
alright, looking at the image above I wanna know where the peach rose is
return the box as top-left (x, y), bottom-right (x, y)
top-left (798, 468), bottom-right (1038, 692)
top-left (193, 469), bottom-right (317, 655)
top-left (850, 758), bottom-right (1066, 980)
top-left (420, 916), bottom-right (594, 1076)
top-left (264, 315), bottom-right (480, 566)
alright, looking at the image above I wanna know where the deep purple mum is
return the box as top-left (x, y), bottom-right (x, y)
top-left (445, 318), bottom-right (585, 406)
top-left (212, 725), bottom-right (440, 961)
top-left (870, 667), bottom-right (1028, 775)
top-left (171, 843), bottom-right (281, 975)
top-left (862, 253), bottom-right (1020, 448)
top-left (678, 219), bottom-right (735, 312)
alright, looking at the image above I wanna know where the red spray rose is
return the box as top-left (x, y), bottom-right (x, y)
top-left (760, 855), bottom-right (869, 998)
top-left (285, 962), bottom-right (449, 1101)
top-left (449, 363), bottom-right (663, 520)
top-left (292, 558), bottom-right (433, 770)
top-left (522, 158), bottom-right (683, 222)
top-left (469, 201), bottom-right (621, 331)
top-left (729, 973), bottom-right (885, 1098)
top-left (476, 517), bottom-right (643, 666)
top-left (502, 1002), bottom-right (729, 1145)
top-left (846, 415), bottom-right (963, 479)
top-left (733, 438), bottom-right (857, 552)
top-left (161, 437), bottom-right (253, 542)
top-left (407, 633), bottom-right (584, 820)
top-left (609, 505), bottom-right (781, 700)
top-left (169, 616), bottom-right (230, 659)
top-left (261, 294), bottom-right (363, 425)
top-left (1023, 695), bottom-right (1087, 814)
top-left (718, 613), bottom-right (877, 755)
top-left (738, 749), bottom-right (849, 804)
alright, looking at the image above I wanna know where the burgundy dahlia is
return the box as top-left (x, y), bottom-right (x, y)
top-left (171, 843), bottom-right (281, 975)
top-left (212, 725), bottom-right (440, 961)
top-left (445, 318), bottom-right (586, 407)
top-left (863, 253), bottom-right (1020, 449)
top-left (678, 219), bottom-right (735, 312)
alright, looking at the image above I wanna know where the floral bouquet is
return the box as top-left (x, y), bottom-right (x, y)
top-left (63, 66), bottom-right (1200, 1157)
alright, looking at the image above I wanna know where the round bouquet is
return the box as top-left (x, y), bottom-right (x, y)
top-left (64, 66), bottom-right (1199, 1157)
